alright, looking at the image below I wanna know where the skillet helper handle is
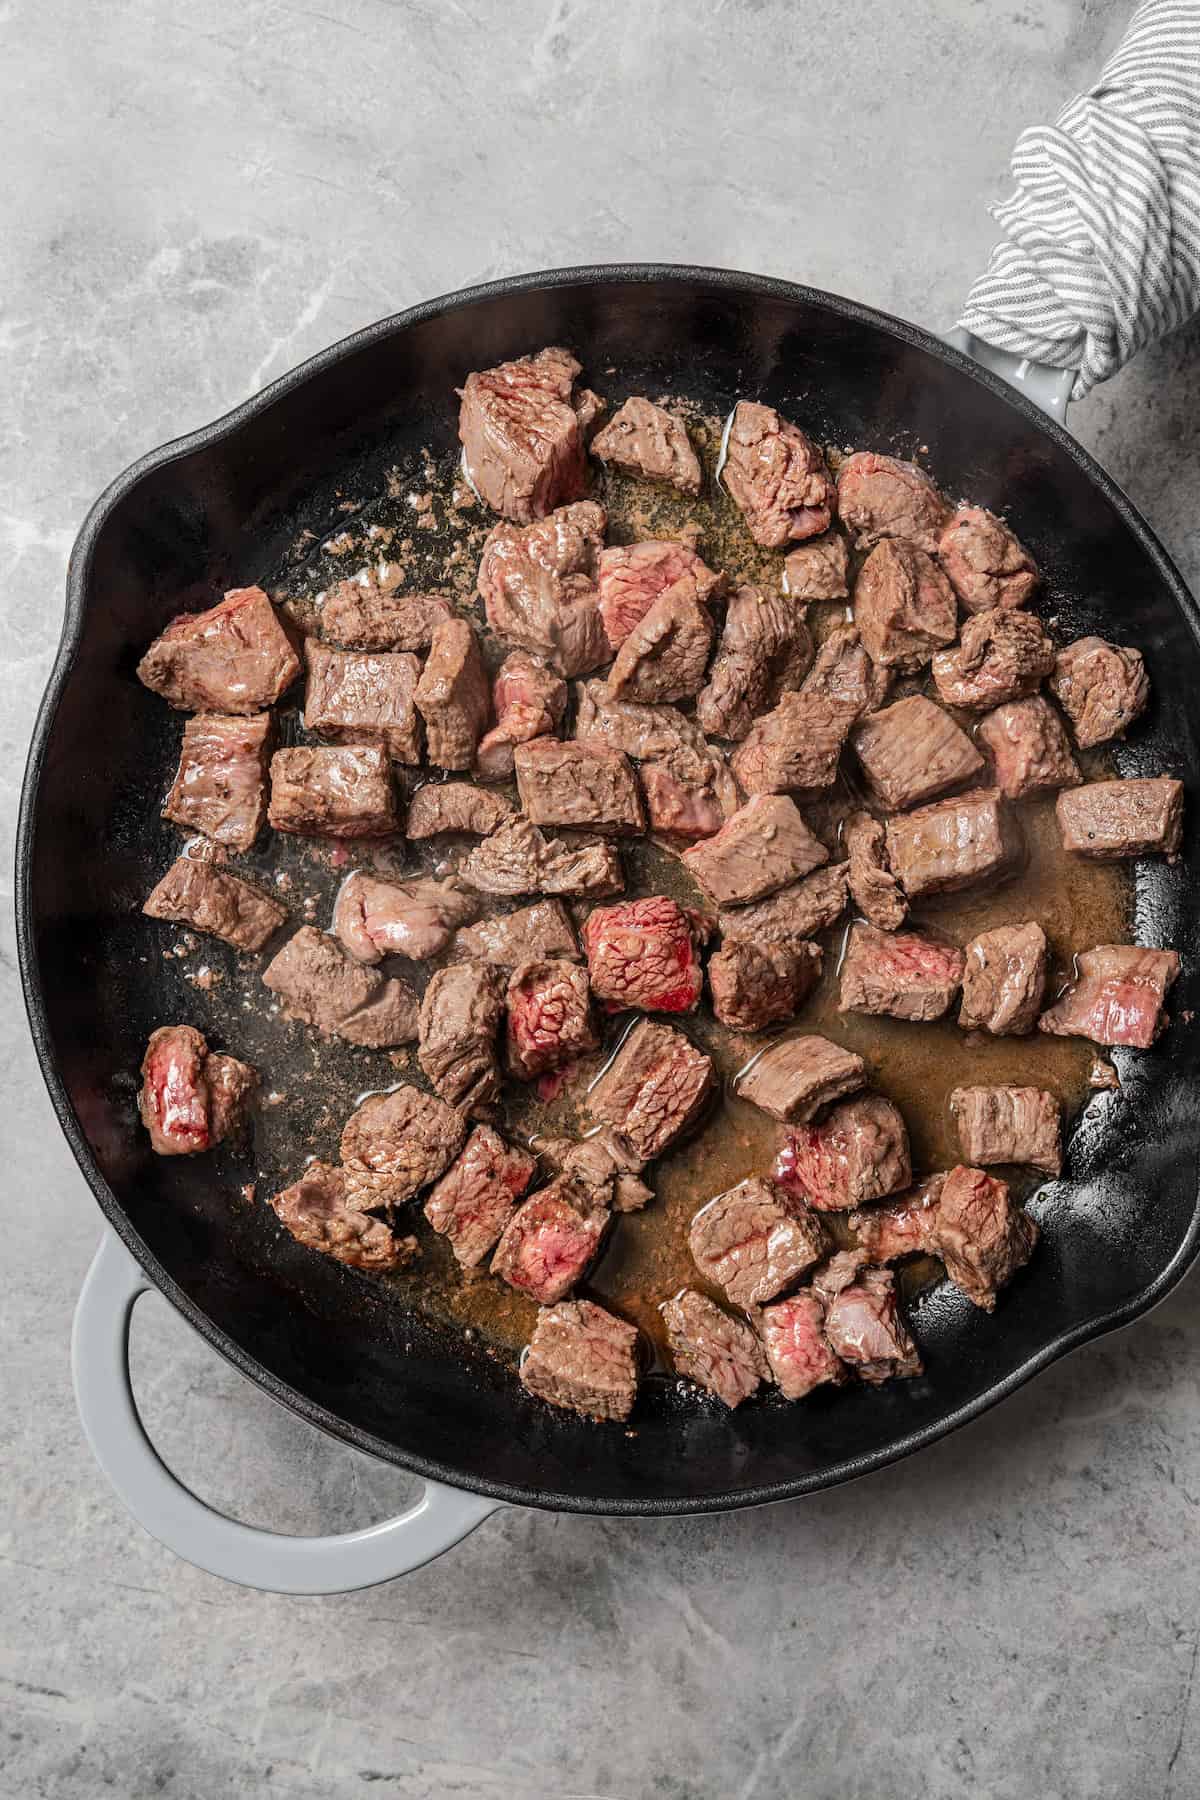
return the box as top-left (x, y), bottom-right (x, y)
top-left (72, 1231), bottom-right (501, 1594)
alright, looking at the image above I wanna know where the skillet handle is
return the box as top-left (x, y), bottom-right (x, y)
top-left (943, 326), bottom-right (1076, 430)
top-left (72, 1231), bottom-right (501, 1594)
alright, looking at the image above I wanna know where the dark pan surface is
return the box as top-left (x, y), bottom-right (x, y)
top-left (18, 266), bottom-right (1200, 1512)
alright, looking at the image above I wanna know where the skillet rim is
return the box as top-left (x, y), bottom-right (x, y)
top-left (17, 260), bottom-right (1200, 1516)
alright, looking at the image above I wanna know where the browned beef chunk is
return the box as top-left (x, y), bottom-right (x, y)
top-left (423, 1125), bottom-right (536, 1268)
top-left (514, 739), bottom-right (645, 835)
top-left (718, 863), bottom-right (849, 947)
top-left (573, 678), bottom-right (706, 760)
top-left (162, 712), bottom-right (271, 852)
top-left (978, 695), bottom-right (1080, 799)
top-left (783, 534), bottom-right (850, 601)
top-left (477, 500), bottom-right (608, 676)
top-left (696, 584), bottom-right (814, 741)
top-left (950, 1085), bottom-right (1062, 1174)
top-left (414, 619), bottom-right (490, 770)
top-left (586, 1018), bottom-right (715, 1160)
top-left (839, 923), bottom-right (965, 1022)
top-left (520, 1299), bottom-right (640, 1421)
top-left (1049, 635), bottom-right (1150, 749)
top-left (139, 1024), bottom-right (257, 1156)
top-left (932, 1165), bottom-right (1039, 1310)
top-left (605, 577), bottom-right (714, 705)
top-left (491, 1176), bottom-right (608, 1303)
top-left (823, 1267), bottom-right (922, 1380)
top-left (722, 401), bottom-right (834, 546)
top-left (506, 957), bottom-right (598, 1078)
top-left (406, 782), bottom-right (514, 838)
top-left (937, 506), bottom-right (1039, 614)
top-left (959, 922), bottom-right (1048, 1035)
top-left (1056, 777), bottom-right (1183, 859)
top-left (931, 607), bottom-right (1056, 710)
top-left (418, 961), bottom-right (504, 1112)
top-left (460, 816), bottom-right (624, 898)
top-left (537, 1130), bottom-right (652, 1205)
top-left (591, 397), bottom-right (702, 493)
top-left (303, 641), bottom-right (422, 764)
top-left (641, 745), bottom-right (739, 840)
top-left (340, 1084), bottom-right (467, 1207)
top-left (758, 1291), bottom-right (847, 1399)
top-left (682, 795), bottom-right (828, 906)
top-left (661, 1290), bottom-right (769, 1408)
top-left (138, 586), bottom-right (300, 714)
top-left (458, 345), bottom-right (589, 522)
top-left (476, 652), bottom-right (567, 781)
top-left (270, 1163), bottom-right (416, 1272)
top-left (1039, 944), bottom-right (1180, 1048)
top-left (852, 695), bottom-right (983, 813)
top-left (774, 1094), bottom-right (911, 1212)
top-left (843, 811), bottom-right (908, 930)
top-left (268, 744), bottom-right (396, 838)
top-left (144, 855), bottom-right (286, 952)
top-left (811, 1248), bottom-right (871, 1301)
top-left (452, 898), bottom-right (579, 967)
top-left (689, 1176), bottom-right (827, 1307)
top-left (850, 1179), bottom-right (944, 1265)
top-left (885, 789), bottom-right (1022, 899)
top-left (731, 627), bottom-right (883, 794)
top-left (597, 540), bottom-right (723, 650)
top-left (835, 452), bottom-right (950, 552)
top-left (583, 895), bottom-right (708, 1014)
top-left (321, 566), bottom-right (451, 651)
top-left (735, 1034), bottom-right (866, 1122)
top-left (333, 871), bottom-right (476, 963)
top-left (853, 540), bottom-right (957, 671)
top-left (263, 926), bottom-right (419, 1046)
top-left (708, 938), bottom-right (822, 1032)
top-left (804, 623), bottom-right (892, 714)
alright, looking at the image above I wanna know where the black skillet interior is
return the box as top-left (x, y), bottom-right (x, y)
top-left (19, 267), bottom-right (1200, 1513)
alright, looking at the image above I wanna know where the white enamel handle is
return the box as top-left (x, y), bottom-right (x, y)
top-left (944, 325), bottom-right (1076, 430)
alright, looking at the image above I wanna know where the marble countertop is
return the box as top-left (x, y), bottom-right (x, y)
top-left (6, 3), bottom-right (1200, 1796)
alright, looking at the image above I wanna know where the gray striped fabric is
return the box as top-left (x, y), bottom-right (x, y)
top-left (958, 0), bottom-right (1200, 398)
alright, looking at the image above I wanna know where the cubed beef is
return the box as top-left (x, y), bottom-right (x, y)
top-left (885, 789), bottom-right (1022, 899)
top-left (477, 501), bottom-right (609, 678)
top-left (591, 397), bottom-right (702, 493)
top-left (932, 1164), bottom-right (1039, 1311)
top-left (333, 871), bottom-right (477, 963)
top-left (717, 863), bottom-right (849, 947)
top-left (144, 855), bottom-right (286, 952)
top-left (514, 739), bottom-right (645, 835)
top-left (424, 1125), bottom-right (537, 1268)
top-left (734, 1034), bottom-right (866, 1123)
top-left (461, 816), bottom-right (624, 898)
top-left (139, 1024), bottom-right (257, 1156)
top-left (458, 344), bottom-right (589, 522)
top-left (823, 1267), bottom-right (923, 1381)
top-left (268, 745), bottom-right (397, 838)
top-left (730, 628), bottom-right (883, 795)
top-left (783, 534), bottom-right (850, 601)
top-left (520, 1298), bottom-right (640, 1421)
top-left (931, 608), bottom-right (1056, 711)
top-left (722, 401), bottom-right (834, 547)
top-left (321, 565), bottom-right (451, 651)
top-left (406, 782), bottom-right (514, 838)
top-left (682, 795), bottom-right (828, 906)
top-left (850, 1176), bottom-right (944, 1264)
top-left (978, 695), bottom-right (1080, 800)
top-left (597, 541), bottom-right (722, 649)
top-left (757, 1291), bottom-right (847, 1400)
top-left (418, 961), bottom-right (504, 1112)
top-left (835, 452), bottom-right (950, 553)
top-left (1050, 636), bottom-right (1151, 750)
top-left (1056, 777), bottom-right (1184, 859)
top-left (606, 577), bottom-right (715, 706)
top-left (708, 938), bottom-right (822, 1032)
top-left (838, 923), bottom-right (965, 1022)
top-left (774, 1093), bottom-right (912, 1211)
top-left (937, 506), bottom-right (1039, 613)
top-left (340, 1084), bottom-right (467, 1207)
top-left (1039, 944), bottom-right (1180, 1048)
top-left (804, 623), bottom-right (892, 714)
top-left (811, 1248), bottom-right (871, 1302)
top-left (853, 540), bottom-right (958, 671)
top-left (453, 898), bottom-right (579, 967)
top-left (506, 957), bottom-right (598, 1078)
top-left (573, 678), bottom-right (707, 761)
top-left (269, 1162), bottom-right (416, 1272)
top-left (689, 1176), bottom-right (827, 1308)
top-left (538, 1131), bottom-right (652, 1211)
top-left (661, 1289), bottom-right (769, 1408)
top-left (586, 1018), bottom-right (715, 1159)
top-left (162, 712), bottom-right (271, 852)
top-left (414, 619), bottom-right (490, 771)
top-left (263, 926), bottom-right (419, 1047)
top-left (303, 641), bottom-right (423, 764)
top-left (583, 895), bottom-right (708, 1013)
top-left (950, 1085), bottom-right (1062, 1175)
top-left (641, 745), bottom-right (739, 840)
top-left (852, 695), bottom-right (984, 813)
top-left (491, 1176), bottom-right (608, 1303)
top-left (843, 810), bottom-right (908, 930)
top-left (138, 586), bottom-right (300, 714)
top-left (476, 652), bottom-right (567, 781)
top-left (697, 584), bottom-right (814, 741)
top-left (959, 921), bottom-right (1048, 1035)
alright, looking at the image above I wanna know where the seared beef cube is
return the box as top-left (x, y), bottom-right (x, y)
top-left (515, 739), bottom-right (645, 835)
top-left (406, 782), bottom-right (514, 838)
top-left (978, 696), bottom-right (1080, 799)
top-left (937, 506), bottom-right (1039, 614)
top-left (850, 1177), bottom-right (944, 1264)
top-left (843, 810), bottom-right (907, 930)
top-left (139, 1024), bottom-right (257, 1155)
top-left (689, 1176), bottom-right (827, 1308)
top-left (734, 1034), bottom-right (866, 1123)
top-left (885, 789), bottom-right (1022, 899)
top-left (697, 582), bottom-right (814, 742)
top-left (520, 1299), bottom-right (640, 1421)
top-left (458, 344), bottom-right (589, 522)
top-left (506, 957), bottom-right (598, 1078)
top-left (263, 926), bottom-right (419, 1046)
top-left (540, 1131), bottom-right (652, 1211)
top-left (931, 607), bottom-right (1056, 711)
top-left (933, 1164), bottom-right (1039, 1311)
top-left (597, 540), bottom-right (722, 649)
top-left (683, 795), bottom-right (828, 906)
top-left (852, 695), bottom-right (984, 812)
top-left (415, 619), bottom-right (490, 771)
top-left (269, 745), bottom-right (397, 838)
top-left (303, 641), bottom-right (422, 765)
top-left (162, 711), bottom-right (271, 852)
top-left (583, 895), bottom-right (707, 1013)
top-left (661, 1289), bottom-right (768, 1408)
top-left (722, 401), bottom-right (834, 547)
top-left (959, 921), bottom-right (1048, 1036)
top-left (270, 1163), bottom-right (416, 1272)
top-left (950, 1085), bottom-right (1062, 1175)
top-left (718, 863), bottom-right (849, 947)
top-left (823, 1268), bottom-right (922, 1381)
top-left (853, 540), bottom-right (957, 672)
top-left (838, 923), bottom-right (965, 1022)
top-left (573, 679), bottom-right (707, 760)
top-left (758, 1291), bottom-right (847, 1400)
top-left (774, 1094), bottom-right (911, 1212)
top-left (321, 565), bottom-right (451, 651)
top-left (783, 533), bottom-right (850, 601)
top-left (835, 451), bottom-right (950, 552)
top-left (461, 816), bottom-right (624, 898)
top-left (606, 577), bottom-right (714, 705)
top-left (453, 898), bottom-right (579, 967)
top-left (333, 871), bottom-right (477, 963)
top-left (708, 938), bottom-right (822, 1032)
top-left (641, 745), bottom-right (739, 840)
top-left (591, 397), bottom-right (702, 493)
top-left (810, 1248), bottom-right (870, 1301)
top-left (586, 1018), bottom-right (715, 1159)
top-left (340, 1084), bottom-right (467, 1207)
top-left (1050, 635), bottom-right (1150, 749)
top-left (477, 500), bottom-right (608, 676)
top-left (144, 855), bottom-right (286, 952)
top-left (424, 1125), bottom-right (536, 1268)
top-left (1056, 776), bottom-right (1183, 859)
top-left (804, 623), bottom-right (891, 715)
top-left (418, 961), bottom-right (504, 1112)
top-left (138, 585), bottom-right (300, 714)
top-left (491, 1177), bottom-right (608, 1304)
top-left (476, 652), bottom-right (567, 781)
top-left (1039, 944), bottom-right (1180, 1048)
top-left (731, 690), bottom-right (850, 794)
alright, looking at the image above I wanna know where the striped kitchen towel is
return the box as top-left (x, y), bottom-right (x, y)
top-left (958, 0), bottom-right (1200, 397)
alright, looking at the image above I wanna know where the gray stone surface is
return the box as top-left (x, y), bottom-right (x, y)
top-left (4, 2), bottom-right (1200, 1796)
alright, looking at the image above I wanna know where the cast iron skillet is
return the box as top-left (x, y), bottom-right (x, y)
top-left (19, 266), bottom-right (1200, 1534)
